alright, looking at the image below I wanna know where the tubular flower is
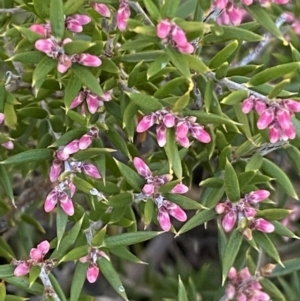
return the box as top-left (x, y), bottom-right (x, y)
top-left (156, 20), bottom-right (194, 54)
top-left (215, 190), bottom-right (274, 237)
top-left (117, 0), bottom-right (131, 31)
top-left (133, 157), bottom-right (188, 231)
top-left (136, 109), bottom-right (210, 148)
top-left (91, 3), bottom-right (111, 17)
top-left (13, 240), bottom-right (51, 277)
top-left (242, 97), bottom-right (300, 143)
top-left (225, 267), bottom-right (270, 301)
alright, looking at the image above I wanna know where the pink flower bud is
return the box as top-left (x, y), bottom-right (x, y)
top-left (214, 0), bottom-right (228, 9)
top-left (215, 203), bottom-right (227, 214)
top-left (284, 99), bottom-right (300, 112)
top-left (177, 42), bottom-right (194, 54)
top-left (29, 24), bottom-right (48, 36)
top-left (156, 20), bottom-right (172, 39)
top-left (171, 26), bottom-right (188, 47)
top-left (156, 124), bottom-right (167, 147)
top-left (79, 256), bottom-right (88, 263)
top-left (71, 14), bottom-right (91, 25)
top-left (274, 0), bottom-right (289, 3)
top-left (163, 113), bottom-right (175, 128)
top-left (92, 3), bottom-right (111, 17)
top-left (29, 248), bottom-right (42, 261)
top-left (56, 149), bottom-right (69, 161)
top-left (63, 139), bottom-right (80, 155)
top-left (190, 124), bottom-right (211, 143)
top-left (44, 190), bottom-right (58, 212)
top-left (276, 108), bottom-right (291, 130)
top-left (247, 190), bottom-right (270, 203)
top-left (176, 121), bottom-right (189, 138)
top-left (117, 3), bottom-right (130, 31)
top-left (222, 210), bottom-right (237, 232)
top-left (87, 265), bottom-right (99, 283)
top-left (49, 159), bottom-right (62, 182)
top-left (237, 293), bottom-right (247, 301)
top-left (133, 157), bottom-right (152, 178)
top-left (37, 240), bottom-right (50, 255)
top-left (176, 136), bottom-right (190, 148)
top-left (225, 283), bottom-right (236, 299)
top-left (241, 0), bottom-right (253, 5)
top-left (14, 262), bottom-right (30, 276)
top-left (166, 202), bottom-right (187, 222)
top-left (157, 206), bottom-right (171, 231)
top-left (2, 141), bottom-right (14, 149)
top-left (228, 267), bottom-right (237, 279)
top-left (82, 163), bottom-right (101, 179)
top-left (69, 181), bottom-right (76, 197)
top-left (254, 100), bottom-right (267, 115)
top-left (243, 206), bottom-right (257, 218)
top-left (241, 97), bottom-right (254, 114)
top-left (79, 134), bottom-right (93, 150)
top-left (257, 108), bottom-right (275, 130)
top-left (65, 19), bottom-right (83, 33)
top-left (70, 92), bottom-right (85, 109)
top-left (269, 123), bottom-right (281, 143)
top-left (136, 114), bottom-right (157, 132)
top-left (57, 54), bottom-right (72, 73)
top-left (226, 4), bottom-right (243, 26)
top-left (86, 93), bottom-right (99, 114)
top-left (283, 123), bottom-right (296, 140)
top-left (170, 183), bottom-right (188, 194)
top-left (59, 193), bottom-right (74, 216)
top-left (255, 218), bottom-right (275, 233)
top-left (0, 113), bottom-right (4, 124)
top-left (76, 54), bottom-right (102, 67)
top-left (142, 184), bottom-right (155, 196)
top-left (35, 38), bottom-right (55, 54)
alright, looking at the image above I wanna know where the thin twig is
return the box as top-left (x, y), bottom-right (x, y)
top-left (128, 1), bottom-right (154, 26)
top-left (39, 267), bottom-right (60, 301)
top-left (0, 8), bottom-right (26, 14)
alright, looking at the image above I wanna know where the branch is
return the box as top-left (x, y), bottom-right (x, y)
top-left (128, 1), bottom-right (154, 26)
top-left (39, 266), bottom-right (60, 301)
top-left (235, 14), bottom-right (287, 67)
top-left (0, 8), bottom-right (26, 14)
top-left (205, 71), bottom-right (269, 102)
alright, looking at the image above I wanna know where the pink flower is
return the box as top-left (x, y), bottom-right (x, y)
top-left (92, 3), bottom-right (111, 17)
top-left (14, 262), bottom-right (30, 276)
top-left (2, 141), bottom-right (14, 149)
top-left (81, 163), bottom-right (101, 179)
top-left (79, 134), bottom-right (93, 150)
top-left (35, 38), bottom-right (56, 53)
top-left (156, 20), bottom-right (172, 39)
top-left (257, 108), bottom-right (275, 130)
top-left (241, 96), bottom-right (254, 114)
top-left (117, 1), bottom-right (131, 31)
top-left (49, 159), bottom-right (63, 182)
top-left (87, 264), bottom-right (99, 283)
top-left (254, 218), bottom-right (275, 233)
top-left (133, 157), bottom-right (152, 178)
top-left (0, 113), bottom-right (4, 124)
top-left (222, 210), bottom-right (237, 232)
top-left (29, 24), bottom-right (49, 37)
top-left (171, 26), bottom-right (188, 47)
top-left (65, 14), bottom-right (91, 33)
top-left (75, 53), bottom-right (102, 67)
top-left (170, 183), bottom-right (188, 194)
top-left (63, 139), bottom-right (80, 155)
top-left (245, 190), bottom-right (270, 203)
top-left (136, 114), bottom-right (157, 132)
top-left (156, 124), bottom-right (167, 147)
top-left (30, 240), bottom-right (50, 261)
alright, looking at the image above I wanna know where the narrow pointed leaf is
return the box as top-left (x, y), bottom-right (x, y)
top-left (50, 0), bottom-right (65, 40)
top-left (225, 160), bottom-right (240, 202)
top-left (70, 262), bottom-right (88, 301)
top-left (1, 149), bottom-right (53, 164)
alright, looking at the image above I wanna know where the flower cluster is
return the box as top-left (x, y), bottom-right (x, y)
top-left (34, 37), bottom-right (101, 73)
top-left (13, 240), bottom-right (51, 276)
top-left (70, 89), bottom-right (112, 114)
top-left (136, 109), bottom-right (211, 148)
top-left (225, 267), bottom-right (270, 301)
top-left (134, 157), bottom-right (187, 231)
top-left (0, 113), bottom-right (13, 150)
top-left (80, 248), bottom-right (109, 283)
top-left (215, 190), bottom-right (274, 238)
top-left (242, 96), bottom-right (300, 143)
top-left (46, 128), bottom-right (101, 215)
top-left (156, 20), bottom-right (194, 54)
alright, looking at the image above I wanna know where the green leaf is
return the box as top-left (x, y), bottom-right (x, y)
top-left (59, 245), bottom-right (89, 262)
top-left (147, 54), bottom-right (169, 79)
top-left (50, 127), bottom-right (88, 147)
top-left (13, 26), bottom-right (41, 43)
top-left (128, 93), bottom-right (163, 112)
top-left (0, 281), bottom-right (5, 301)
top-left (72, 64), bottom-right (103, 95)
top-left (10, 51), bottom-right (46, 64)
top-left (108, 193), bottom-right (133, 208)
top-left (202, 26), bottom-right (262, 44)
top-left (245, 153), bottom-right (263, 171)
top-left (123, 102), bottom-right (139, 140)
top-left (164, 193), bottom-right (203, 210)
top-left (252, 231), bottom-right (282, 265)
top-left (249, 62), bottom-right (300, 86)
top-left (29, 266), bottom-right (41, 288)
top-left (255, 209), bottom-right (291, 221)
top-left (70, 262), bottom-right (88, 301)
top-left (177, 209), bottom-right (217, 235)
top-left (57, 206), bottom-right (68, 248)
top-left (103, 231), bottom-right (161, 248)
top-left (144, 199), bottom-right (154, 228)
top-left (18, 107), bottom-right (48, 119)
top-left (259, 278), bottom-right (285, 301)
top-left (32, 56), bottom-right (56, 93)
top-left (64, 41), bottom-right (95, 55)
top-left (64, 74), bottom-right (83, 108)
top-left (97, 258), bottom-right (128, 300)
top-left (48, 273), bottom-right (67, 301)
top-left (109, 246), bottom-right (146, 264)
top-left (91, 226), bottom-right (107, 247)
top-left (221, 90), bottom-right (248, 105)
top-left (154, 77), bottom-right (188, 98)
top-left (4, 277), bottom-right (44, 295)
top-left (121, 50), bottom-right (164, 63)
top-left (113, 159), bottom-right (144, 190)
top-left (143, 0), bottom-right (160, 21)
top-left (245, 4), bottom-right (282, 38)
top-left (73, 148), bottom-right (115, 161)
top-left (222, 228), bottom-right (243, 284)
top-left (200, 177), bottom-right (223, 188)
top-left (178, 275), bottom-right (188, 301)
top-left (0, 265), bottom-right (15, 278)
top-left (272, 220), bottom-right (299, 239)
top-left (270, 258), bottom-right (300, 277)
top-left (284, 144), bottom-right (300, 175)
top-left (1, 149), bottom-right (53, 165)
top-left (161, 0), bottom-right (180, 18)
top-left (224, 160), bottom-right (240, 202)
top-left (0, 165), bottom-right (15, 207)
top-left (261, 158), bottom-right (298, 199)
top-left (72, 176), bottom-right (95, 194)
top-left (166, 47), bottom-right (191, 79)
top-left (183, 54), bottom-right (209, 74)
top-left (50, 0), bottom-right (65, 40)
top-left (100, 58), bottom-right (119, 73)
top-left (209, 40), bottom-right (238, 69)
top-left (128, 60), bottom-right (144, 88)
top-left (21, 214), bottom-right (46, 234)
top-left (268, 79), bottom-right (290, 99)
top-left (64, 0), bottom-right (86, 15)
top-left (32, 0), bottom-right (50, 19)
